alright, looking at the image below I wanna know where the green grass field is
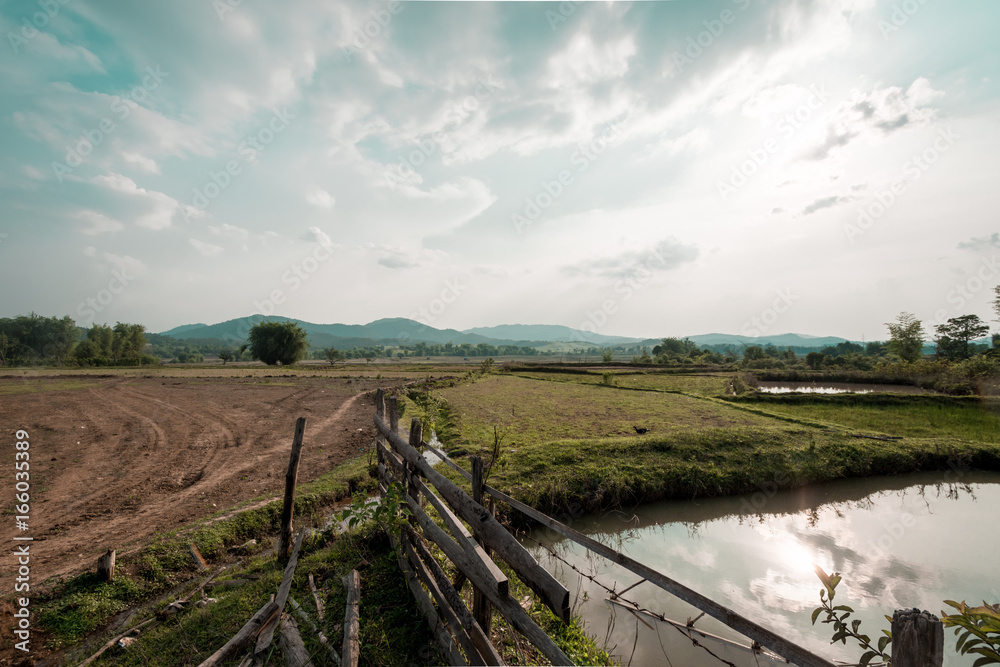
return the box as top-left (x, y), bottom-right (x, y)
top-left (428, 371), bottom-right (1000, 516)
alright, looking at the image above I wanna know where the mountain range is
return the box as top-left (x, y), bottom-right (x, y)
top-left (159, 316), bottom-right (856, 350)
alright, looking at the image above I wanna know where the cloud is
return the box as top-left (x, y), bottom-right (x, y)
top-left (300, 226), bottom-right (335, 248)
top-left (90, 173), bottom-right (185, 230)
top-left (189, 238), bottom-right (224, 256)
top-left (77, 210), bottom-right (125, 235)
top-left (121, 152), bottom-right (160, 174)
top-left (562, 237), bottom-right (699, 279)
top-left (807, 78), bottom-right (943, 161)
top-left (370, 244), bottom-right (447, 270)
top-left (306, 189), bottom-right (335, 208)
top-left (209, 223), bottom-right (250, 241)
top-left (957, 233), bottom-right (1000, 251)
top-left (102, 252), bottom-right (147, 276)
top-left (799, 194), bottom-right (856, 216)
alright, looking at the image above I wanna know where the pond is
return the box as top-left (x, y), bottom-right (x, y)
top-left (523, 471), bottom-right (1000, 666)
top-left (756, 381), bottom-right (933, 394)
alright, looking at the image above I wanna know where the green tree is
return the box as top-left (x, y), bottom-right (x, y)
top-left (805, 351), bottom-right (825, 369)
top-left (601, 348), bottom-right (614, 363)
top-left (743, 345), bottom-right (766, 362)
top-left (323, 346), bottom-right (344, 365)
top-left (935, 315), bottom-right (989, 361)
top-left (218, 349), bottom-right (233, 364)
top-left (248, 321), bottom-right (309, 365)
top-left (885, 312), bottom-right (925, 363)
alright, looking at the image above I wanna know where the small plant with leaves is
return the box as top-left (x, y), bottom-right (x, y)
top-left (941, 600), bottom-right (1000, 665)
top-left (479, 357), bottom-right (495, 375)
top-left (811, 565), bottom-right (891, 666)
top-left (339, 483), bottom-right (410, 534)
top-left (601, 371), bottom-right (615, 387)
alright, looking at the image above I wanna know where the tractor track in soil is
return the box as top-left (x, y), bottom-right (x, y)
top-left (0, 374), bottom-right (413, 584)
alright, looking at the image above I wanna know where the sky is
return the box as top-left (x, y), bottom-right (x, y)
top-left (1, 0), bottom-right (998, 340)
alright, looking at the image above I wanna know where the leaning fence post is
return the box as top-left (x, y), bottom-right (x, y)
top-left (891, 608), bottom-right (944, 667)
top-left (278, 417), bottom-right (306, 562)
top-left (342, 570), bottom-right (361, 667)
top-left (471, 455), bottom-right (494, 635)
top-left (405, 418), bottom-right (423, 515)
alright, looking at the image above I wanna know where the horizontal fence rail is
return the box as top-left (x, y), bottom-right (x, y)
top-left (414, 424), bottom-right (837, 667)
top-left (373, 389), bottom-right (572, 666)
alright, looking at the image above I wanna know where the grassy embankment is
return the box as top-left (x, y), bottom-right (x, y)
top-left (422, 370), bottom-right (1000, 517)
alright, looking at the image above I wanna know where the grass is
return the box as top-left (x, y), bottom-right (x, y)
top-left (512, 369), bottom-right (731, 395)
top-left (436, 375), bottom-right (775, 452)
top-left (724, 394), bottom-right (1000, 442)
top-left (429, 373), bottom-right (1000, 519)
top-left (33, 453), bottom-right (379, 651)
top-left (97, 526), bottom-right (433, 667)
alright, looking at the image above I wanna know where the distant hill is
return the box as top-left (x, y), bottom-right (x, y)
top-left (462, 324), bottom-right (640, 345)
top-left (161, 316), bottom-right (505, 346)
top-left (159, 317), bottom-right (865, 351)
top-left (685, 333), bottom-right (853, 348)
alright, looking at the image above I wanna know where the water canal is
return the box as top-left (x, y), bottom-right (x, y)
top-left (524, 471), bottom-right (1000, 666)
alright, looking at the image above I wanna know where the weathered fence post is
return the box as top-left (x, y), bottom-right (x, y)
top-left (387, 395), bottom-right (399, 435)
top-left (96, 548), bottom-right (115, 582)
top-left (342, 570), bottom-right (361, 667)
top-left (374, 389), bottom-right (386, 471)
top-left (278, 417), bottom-right (306, 562)
top-left (406, 418), bottom-right (423, 510)
top-left (891, 608), bottom-right (944, 667)
top-left (471, 456), bottom-right (494, 635)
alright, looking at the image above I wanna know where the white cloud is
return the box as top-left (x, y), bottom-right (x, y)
top-left (189, 238), bottom-right (224, 256)
top-left (306, 189), bottom-right (335, 208)
top-left (807, 78), bottom-right (943, 161)
top-left (103, 252), bottom-right (147, 276)
top-left (90, 173), bottom-right (184, 230)
top-left (209, 223), bottom-right (250, 242)
top-left (77, 210), bottom-right (125, 235)
top-left (121, 152), bottom-right (160, 174)
top-left (300, 226), bottom-right (335, 248)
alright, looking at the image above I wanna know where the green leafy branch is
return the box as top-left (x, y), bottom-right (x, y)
top-left (811, 565), bottom-right (891, 667)
top-left (941, 600), bottom-right (1000, 665)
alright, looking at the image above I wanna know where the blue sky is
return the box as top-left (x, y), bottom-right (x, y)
top-left (1, 0), bottom-right (998, 339)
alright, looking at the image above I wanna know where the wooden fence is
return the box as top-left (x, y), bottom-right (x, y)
top-left (373, 388), bottom-right (945, 667)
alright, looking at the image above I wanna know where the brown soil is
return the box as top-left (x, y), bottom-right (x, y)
top-left (0, 374), bottom-right (412, 585)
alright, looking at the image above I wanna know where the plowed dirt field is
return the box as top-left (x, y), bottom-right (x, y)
top-left (1, 373), bottom-right (412, 583)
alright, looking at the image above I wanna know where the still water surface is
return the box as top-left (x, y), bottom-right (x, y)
top-left (524, 472), bottom-right (999, 666)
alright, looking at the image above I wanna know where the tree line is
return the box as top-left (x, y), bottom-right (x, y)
top-left (0, 314), bottom-right (152, 366)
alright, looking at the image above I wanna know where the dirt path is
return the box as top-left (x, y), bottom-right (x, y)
top-left (1, 375), bottom-right (408, 584)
